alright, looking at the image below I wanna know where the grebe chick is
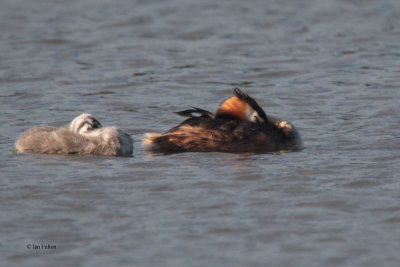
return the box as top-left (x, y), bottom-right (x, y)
top-left (143, 88), bottom-right (302, 153)
top-left (16, 113), bottom-right (133, 156)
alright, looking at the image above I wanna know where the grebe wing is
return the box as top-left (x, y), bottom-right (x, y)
top-left (174, 107), bottom-right (214, 119)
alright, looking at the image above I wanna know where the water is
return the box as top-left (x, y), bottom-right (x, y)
top-left (1, 0), bottom-right (400, 266)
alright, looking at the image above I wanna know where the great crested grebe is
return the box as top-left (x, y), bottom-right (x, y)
top-left (143, 88), bottom-right (302, 153)
top-left (16, 113), bottom-right (133, 156)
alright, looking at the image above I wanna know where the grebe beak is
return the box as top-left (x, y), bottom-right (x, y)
top-left (248, 109), bottom-right (264, 123)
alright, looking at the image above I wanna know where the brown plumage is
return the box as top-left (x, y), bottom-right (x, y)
top-left (15, 113), bottom-right (133, 156)
top-left (143, 88), bottom-right (303, 153)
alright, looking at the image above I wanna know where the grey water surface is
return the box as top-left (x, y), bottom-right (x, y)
top-left (1, 0), bottom-right (400, 266)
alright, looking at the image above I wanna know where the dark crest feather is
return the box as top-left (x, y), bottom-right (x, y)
top-left (232, 88), bottom-right (268, 122)
top-left (233, 88), bottom-right (249, 99)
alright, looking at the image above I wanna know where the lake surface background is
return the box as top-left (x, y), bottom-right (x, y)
top-left (1, 0), bottom-right (400, 266)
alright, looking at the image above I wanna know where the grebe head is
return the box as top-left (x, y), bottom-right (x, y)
top-left (69, 113), bottom-right (102, 134)
top-left (215, 88), bottom-right (268, 123)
